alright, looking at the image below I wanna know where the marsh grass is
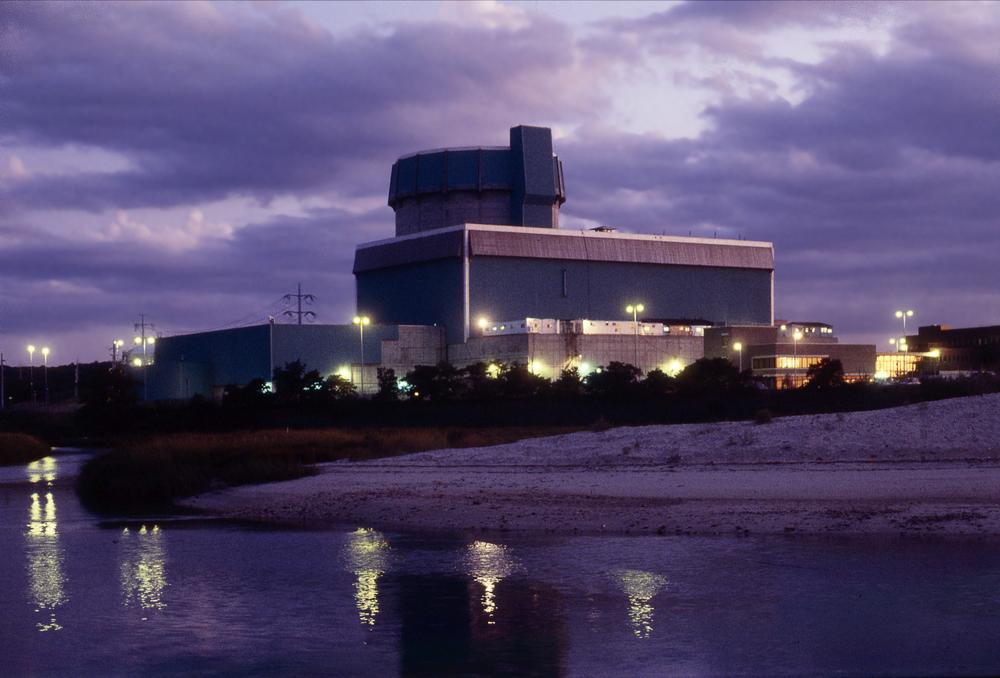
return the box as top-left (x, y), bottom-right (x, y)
top-left (76, 426), bottom-right (577, 513)
top-left (0, 432), bottom-right (50, 466)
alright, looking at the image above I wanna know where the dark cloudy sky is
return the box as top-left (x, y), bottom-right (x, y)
top-left (2, 0), bottom-right (999, 363)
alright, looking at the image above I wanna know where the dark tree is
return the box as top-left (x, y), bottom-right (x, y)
top-left (81, 365), bottom-right (139, 409)
top-left (404, 362), bottom-right (468, 401)
top-left (374, 367), bottom-right (400, 402)
top-left (273, 360), bottom-right (325, 404)
top-left (498, 363), bottom-right (550, 400)
top-left (805, 358), bottom-right (845, 390)
top-left (586, 361), bottom-right (641, 399)
top-left (676, 357), bottom-right (744, 394)
top-left (552, 367), bottom-right (585, 399)
top-left (641, 368), bottom-right (676, 397)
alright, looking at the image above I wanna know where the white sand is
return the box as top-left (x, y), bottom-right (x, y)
top-left (186, 393), bottom-right (1000, 536)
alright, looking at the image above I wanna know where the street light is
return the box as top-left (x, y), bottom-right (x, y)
top-left (625, 303), bottom-right (645, 368)
top-left (112, 339), bottom-right (125, 364)
top-left (352, 315), bottom-right (371, 394)
top-left (733, 341), bottom-right (743, 372)
top-left (41, 347), bottom-right (50, 405)
top-left (894, 310), bottom-right (914, 351)
top-left (27, 344), bottom-right (36, 404)
top-left (792, 330), bottom-right (803, 358)
top-left (477, 316), bottom-right (490, 332)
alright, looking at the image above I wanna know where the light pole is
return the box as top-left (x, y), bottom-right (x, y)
top-left (792, 330), bottom-right (803, 388)
top-left (112, 339), bottom-right (124, 365)
top-left (41, 347), bottom-right (50, 405)
top-left (894, 309), bottom-right (914, 338)
top-left (353, 315), bottom-right (371, 395)
top-left (733, 341), bottom-right (743, 372)
top-left (134, 334), bottom-right (156, 400)
top-left (625, 303), bottom-right (645, 368)
top-left (894, 310), bottom-right (913, 351)
top-left (27, 344), bottom-right (35, 404)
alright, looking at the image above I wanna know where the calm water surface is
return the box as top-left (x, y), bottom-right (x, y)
top-left (3, 452), bottom-right (1000, 676)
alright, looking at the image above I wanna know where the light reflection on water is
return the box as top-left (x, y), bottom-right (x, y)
top-left (120, 525), bottom-right (168, 615)
top-left (464, 541), bottom-right (517, 624)
top-left (616, 569), bottom-right (668, 639)
top-left (345, 527), bottom-right (389, 627)
top-left (27, 456), bottom-right (57, 485)
top-left (25, 475), bottom-right (67, 632)
top-left (7, 456), bottom-right (1000, 676)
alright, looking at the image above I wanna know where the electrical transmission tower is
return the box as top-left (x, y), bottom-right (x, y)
top-left (282, 283), bottom-right (316, 325)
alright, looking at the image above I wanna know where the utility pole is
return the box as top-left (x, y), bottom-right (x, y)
top-left (1, 352), bottom-right (5, 411)
top-left (282, 283), bottom-right (316, 325)
top-left (134, 314), bottom-right (156, 401)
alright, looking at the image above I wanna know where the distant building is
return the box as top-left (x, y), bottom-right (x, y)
top-left (906, 324), bottom-right (1000, 375)
top-left (705, 322), bottom-right (876, 388)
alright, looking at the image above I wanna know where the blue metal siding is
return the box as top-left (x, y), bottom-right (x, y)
top-left (149, 325), bottom-right (271, 399)
top-left (356, 258), bottom-right (466, 344)
top-left (469, 257), bottom-right (771, 327)
top-left (271, 324), bottom-right (399, 377)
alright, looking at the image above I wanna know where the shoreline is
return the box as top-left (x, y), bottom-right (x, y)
top-left (184, 393), bottom-right (1000, 537)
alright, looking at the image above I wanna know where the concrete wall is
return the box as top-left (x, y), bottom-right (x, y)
top-left (271, 324), bottom-right (400, 377)
top-left (448, 332), bottom-right (704, 379)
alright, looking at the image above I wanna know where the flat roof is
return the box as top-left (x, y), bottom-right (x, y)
top-left (355, 223), bottom-right (774, 273)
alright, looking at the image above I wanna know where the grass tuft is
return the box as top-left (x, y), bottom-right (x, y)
top-left (76, 426), bottom-right (575, 514)
top-left (0, 433), bottom-right (50, 466)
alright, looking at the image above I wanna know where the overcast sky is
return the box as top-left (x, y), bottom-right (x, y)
top-left (2, 0), bottom-right (999, 363)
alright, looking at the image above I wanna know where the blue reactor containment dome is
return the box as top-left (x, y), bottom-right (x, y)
top-left (388, 125), bottom-right (566, 235)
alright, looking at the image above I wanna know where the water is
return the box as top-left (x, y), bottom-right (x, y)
top-left (3, 453), bottom-right (1000, 676)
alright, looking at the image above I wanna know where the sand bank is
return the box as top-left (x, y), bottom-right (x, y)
top-left (186, 394), bottom-right (1000, 536)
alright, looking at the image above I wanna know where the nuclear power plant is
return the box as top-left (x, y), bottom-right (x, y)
top-left (147, 125), bottom-right (887, 399)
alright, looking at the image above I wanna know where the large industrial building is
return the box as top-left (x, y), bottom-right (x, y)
top-left (150, 125), bottom-right (781, 398)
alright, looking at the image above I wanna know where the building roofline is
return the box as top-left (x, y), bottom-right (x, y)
top-left (356, 222), bottom-right (773, 251)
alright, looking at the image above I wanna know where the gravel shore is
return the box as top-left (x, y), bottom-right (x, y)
top-left (186, 393), bottom-right (1000, 536)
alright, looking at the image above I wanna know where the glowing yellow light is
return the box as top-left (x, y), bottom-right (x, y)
top-left (41, 347), bottom-right (50, 358)
top-left (793, 330), bottom-right (803, 341)
top-left (114, 339), bottom-right (124, 348)
top-left (529, 360), bottom-right (544, 375)
top-left (477, 317), bottom-right (489, 330)
top-left (146, 337), bottom-right (155, 345)
top-left (617, 569), bottom-right (668, 639)
top-left (132, 357), bottom-right (143, 367)
top-left (579, 361), bottom-right (592, 376)
top-left (133, 337), bottom-right (142, 345)
top-left (625, 303), bottom-right (646, 314)
top-left (337, 366), bottom-right (352, 380)
top-left (874, 370), bottom-right (890, 380)
top-left (929, 349), bottom-right (941, 358)
top-left (487, 363), bottom-right (501, 378)
top-left (779, 324), bottom-right (787, 331)
top-left (732, 342), bottom-right (742, 352)
top-left (352, 315), bottom-right (371, 325)
top-left (464, 541), bottom-right (516, 624)
top-left (346, 528), bottom-right (389, 627)
top-left (665, 359), bottom-right (683, 377)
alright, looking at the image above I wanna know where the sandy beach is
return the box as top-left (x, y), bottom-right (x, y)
top-left (187, 393), bottom-right (1000, 536)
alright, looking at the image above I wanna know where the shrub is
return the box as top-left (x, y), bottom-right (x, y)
top-left (754, 408), bottom-right (774, 425)
top-left (0, 433), bottom-right (50, 465)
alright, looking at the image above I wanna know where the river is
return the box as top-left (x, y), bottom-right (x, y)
top-left (3, 451), bottom-right (1000, 676)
